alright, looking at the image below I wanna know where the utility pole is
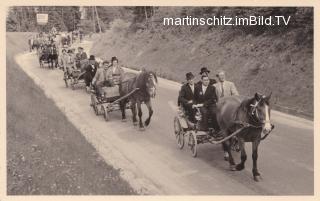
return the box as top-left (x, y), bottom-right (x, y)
top-left (94, 6), bottom-right (102, 33)
top-left (92, 6), bottom-right (96, 33)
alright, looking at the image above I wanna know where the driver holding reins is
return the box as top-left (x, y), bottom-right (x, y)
top-left (193, 74), bottom-right (218, 133)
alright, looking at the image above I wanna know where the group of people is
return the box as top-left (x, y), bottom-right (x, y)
top-left (178, 67), bottom-right (239, 134)
top-left (60, 45), bottom-right (125, 98)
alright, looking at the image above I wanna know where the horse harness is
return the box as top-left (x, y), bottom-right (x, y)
top-left (233, 98), bottom-right (274, 140)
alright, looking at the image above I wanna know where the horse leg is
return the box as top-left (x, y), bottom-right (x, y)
top-left (144, 100), bottom-right (153, 127)
top-left (236, 138), bottom-right (246, 171)
top-left (120, 100), bottom-right (127, 122)
top-left (222, 131), bottom-right (236, 170)
top-left (137, 100), bottom-right (144, 130)
top-left (222, 144), bottom-right (229, 161)
top-left (131, 100), bottom-right (138, 126)
top-left (252, 140), bottom-right (261, 181)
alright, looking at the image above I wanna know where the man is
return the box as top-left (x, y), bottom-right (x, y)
top-left (105, 56), bottom-right (125, 86)
top-left (193, 74), bottom-right (218, 131)
top-left (84, 55), bottom-right (99, 91)
top-left (196, 67), bottom-right (217, 86)
top-left (213, 70), bottom-right (239, 160)
top-left (60, 49), bottom-right (69, 71)
top-left (75, 47), bottom-right (88, 69)
top-left (214, 70), bottom-right (239, 102)
top-left (178, 72), bottom-right (196, 122)
top-left (92, 60), bottom-right (111, 98)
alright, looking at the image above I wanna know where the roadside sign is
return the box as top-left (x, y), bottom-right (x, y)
top-left (36, 14), bottom-right (48, 25)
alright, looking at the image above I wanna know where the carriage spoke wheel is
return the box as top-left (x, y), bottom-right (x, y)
top-left (102, 105), bottom-right (110, 121)
top-left (188, 132), bottom-right (198, 157)
top-left (174, 117), bottom-right (184, 149)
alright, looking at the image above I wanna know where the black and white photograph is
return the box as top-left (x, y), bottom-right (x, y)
top-left (4, 3), bottom-right (317, 197)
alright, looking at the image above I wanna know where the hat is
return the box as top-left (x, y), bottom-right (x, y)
top-left (67, 50), bottom-right (73, 53)
top-left (199, 67), bottom-right (210, 74)
top-left (78, 47), bottom-right (83, 50)
top-left (186, 72), bottom-right (195, 80)
top-left (111, 56), bottom-right (118, 63)
top-left (89, 55), bottom-right (95, 60)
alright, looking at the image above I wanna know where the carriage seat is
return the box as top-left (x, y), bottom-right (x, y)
top-left (101, 85), bottom-right (120, 98)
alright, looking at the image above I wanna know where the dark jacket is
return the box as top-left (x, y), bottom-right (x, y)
top-left (196, 78), bottom-right (217, 87)
top-left (194, 84), bottom-right (217, 107)
top-left (76, 52), bottom-right (88, 60)
top-left (178, 83), bottom-right (194, 106)
top-left (85, 62), bottom-right (98, 77)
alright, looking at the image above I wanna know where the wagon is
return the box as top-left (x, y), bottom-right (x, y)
top-left (63, 68), bottom-right (86, 90)
top-left (173, 105), bottom-right (242, 157)
top-left (63, 58), bottom-right (89, 89)
top-left (90, 85), bottom-right (139, 121)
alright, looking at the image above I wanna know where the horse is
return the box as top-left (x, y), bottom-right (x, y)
top-left (38, 44), bottom-right (52, 69)
top-left (48, 45), bottom-right (59, 68)
top-left (120, 71), bottom-right (157, 130)
top-left (215, 92), bottom-right (274, 182)
top-left (32, 38), bottom-right (40, 52)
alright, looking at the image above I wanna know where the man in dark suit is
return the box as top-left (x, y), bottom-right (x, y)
top-left (193, 74), bottom-right (218, 131)
top-left (76, 47), bottom-right (88, 69)
top-left (196, 67), bottom-right (217, 86)
top-left (178, 72), bottom-right (196, 122)
top-left (84, 55), bottom-right (98, 91)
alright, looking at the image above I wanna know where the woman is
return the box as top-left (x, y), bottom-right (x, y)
top-left (105, 56), bottom-right (125, 86)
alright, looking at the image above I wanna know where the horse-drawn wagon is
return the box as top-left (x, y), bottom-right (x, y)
top-left (174, 93), bottom-right (275, 181)
top-left (90, 84), bottom-right (138, 121)
top-left (63, 59), bottom-right (88, 90)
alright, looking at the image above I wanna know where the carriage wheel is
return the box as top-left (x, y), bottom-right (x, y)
top-left (174, 117), bottom-right (184, 149)
top-left (102, 106), bottom-right (110, 121)
top-left (188, 132), bottom-right (198, 157)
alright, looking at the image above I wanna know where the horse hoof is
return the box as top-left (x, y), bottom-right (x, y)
top-left (133, 122), bottom-right (138, 126)
top-left (229, 165), bottom-right (236, 171)
top-left (139, 127), bottom-right (145, 131)
top-left (236, 164), bottom-right (245, 171)
top-left (253, 175), bottom-right (262, 182)
top-left (224, 156), bottom-right (229, 161)
top-left (122, 119), bottom-right (127, 122)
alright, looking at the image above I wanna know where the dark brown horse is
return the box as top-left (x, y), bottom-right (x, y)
top-left (215, 93), bottom-right (274, 181)
top-left (120, 71), bottom-right (157, 130)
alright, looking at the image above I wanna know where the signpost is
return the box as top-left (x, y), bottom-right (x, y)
top-left (36, 13), bottom-right (48, 25)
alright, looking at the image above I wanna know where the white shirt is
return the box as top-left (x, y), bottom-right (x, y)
top-left (189, 84), bottom-right (194, 93)
top-left (202, 85), bottom-right (208, 94)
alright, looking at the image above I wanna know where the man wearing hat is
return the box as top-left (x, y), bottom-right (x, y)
top-left (178, 72), bottom-right (196, 122)
top-left (75, 46), bottom-right (88, 69)
top-left (197, 67), bottom-right (217, 86)
top-left (84, 55), bottom-right (99, 91)
top-left (92, 60), bottom-right (111, 99)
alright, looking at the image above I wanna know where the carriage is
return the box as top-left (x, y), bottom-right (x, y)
top-left (63, 59), bottom-right (88, 90)
top-left (38, 44), bottom-right (59, 69)
top-left (174, 105), bottom-right (242, 157)
top-left (90, 84), bottom-right (138, 121)
top-left (174, 93), bottom-right (275, 181)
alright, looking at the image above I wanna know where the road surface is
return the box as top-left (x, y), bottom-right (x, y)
top-left (14, 41), bottom-right (314, 195)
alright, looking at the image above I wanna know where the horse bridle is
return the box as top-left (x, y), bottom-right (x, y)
top-left (146, 74), bottom-right (157, 98)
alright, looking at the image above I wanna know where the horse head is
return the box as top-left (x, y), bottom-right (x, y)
top-left (249, 92), bottom-right (273, 134)
top-left (144, 71), bottom-right (157, 98)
